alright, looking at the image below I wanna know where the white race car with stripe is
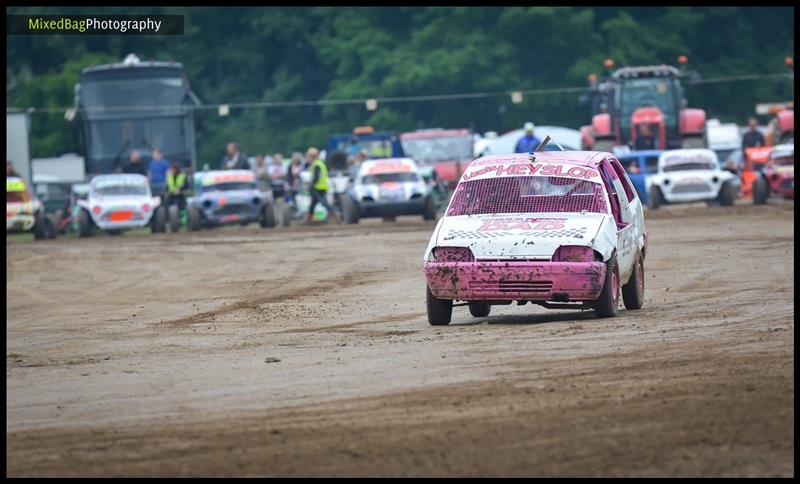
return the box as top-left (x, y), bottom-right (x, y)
top-left (75, 174), bottom-right (166, 237)
top-left (646, 148), bottom-right (738, 209)
top-left (423, 151), bottom-right (648, 325)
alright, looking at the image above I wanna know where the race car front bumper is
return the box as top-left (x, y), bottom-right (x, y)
top-left (202, 204), bottom-right (262, 226)
top-left (7, 214), bottom-right (35, 232)
top-left (424, 261), bottom-right (607, 302)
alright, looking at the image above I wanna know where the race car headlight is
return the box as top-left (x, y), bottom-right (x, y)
top-left (142, 203), bottom-right (151, 212)
top-left (92, 205), bottom-right (101, 215)
top-left (552, 246), bottom-right (596, 263)
top-left (432, 246), bottom-right (474, 263)
top-left (252, 197), bottom-right (261, 205)
top-left (202, 200), bottom-right (213, 209)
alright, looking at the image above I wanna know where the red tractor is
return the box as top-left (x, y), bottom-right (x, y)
top-left (580, 57), bottom-right (706, 152)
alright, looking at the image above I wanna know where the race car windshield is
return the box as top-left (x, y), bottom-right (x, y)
top-left (662, 161), bottom-right (714, 172)
top-left (361, 172), bottom-right (419, 184)
top-left (447, 176), bottom-right (607, 216)
top-left (205, 182), bottom-right (256, 192)
top-left (93, 184), bottom-right (148, 196)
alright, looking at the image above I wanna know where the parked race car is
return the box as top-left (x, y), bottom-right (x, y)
top-left (753, 143), bottom-right (794, 204)
top-left (342, 158), bottom-right (437, 224)
top-left (423, 151), bottom-right (647, 325)
top-left (647, 149), bottom-right (738, 209)
top-left (76, 174), bottom-right (166, 237)
top-left (7, 176), bottom-right (57, 240)
top-left (187, 170), bottom-right (287, 230)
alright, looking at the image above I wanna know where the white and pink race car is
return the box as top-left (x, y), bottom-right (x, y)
top-left (423, 151), bottom-right (648, 325)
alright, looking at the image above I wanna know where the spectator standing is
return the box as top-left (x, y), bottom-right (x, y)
top-left (304, 147), bottom-right (342, 224)
top-left (515, 122), bottom-right (542, 153)
top-left (147, 149), bottom-right (171, 200)
top-left (122, 150), bottom-right (147, 176)
top-left (221, 142), bottom-right (248, 170)
top-left (742, 118), bottom-right (765, 150)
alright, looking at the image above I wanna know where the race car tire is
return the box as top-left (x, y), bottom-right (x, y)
top-left (594, 256), bottom-right (620, 318)
top-left (468, 301), bottom-right (491, 318)
top-left (343, 196), bottom-right (360, 224)
top-left (77, 209), bottom-right (93, 238)
top-left (752, 177), bottom-right (769, 205)
top-left (622, 253), bottom-right (644, 310)
top-left (718, 181), bottom-right (735, 206)
top-left (33, 211), bottom-right (56, 240)
top-left (648, 186), bottom-right (663, 210)
top-left (188, 206), bottom-right (202, 231)
top-left (426, 285), bottom-right (453, 326)
top-left (382, 215), bottom-right (397, 223)
top-left (260, 203), bottom-right (276, 228)
top-left (423, 195), bottom-right (437, 221)
top-left (168, 205), bottom-right (180, 233)
top-left (151, 206), bottom-right (167, 233)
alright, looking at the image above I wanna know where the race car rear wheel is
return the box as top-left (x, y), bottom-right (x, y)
top-left (594, 256), bottom-right (620, 318)
top-left (260, 203), bottom-right (276, 228)
top-left (426, 285), bottom-right (453, 326)
top-left (468, 301), bottom-right (491, 318)
top-left (622, 253), bottom-right (644, 310)
top-left (752, 177), bottom-right (769, 205)
top-left (151, 206), bottom-right (167, 233)
top-left (343, 196), bottom-right (359, 224)
top-left (422, 195), bottom-right (437, 221)
top-left (718, 181), bottom-right (735, 206)
top-left (188, 206), bottom-right (202, 231)
top-left (648, 186), bottom-right (663, 210)
top-left (77, 209), bottom-right (93, 238)
top-left (168, 205), bottom-right (180, 233)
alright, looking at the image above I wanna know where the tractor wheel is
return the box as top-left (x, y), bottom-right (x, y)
top-left (260, 203), bottom-right (276, 228)
top-left (77, 209), bottom-right (93, 238)
top-left (151, 206), bottom-right (166, 233)
top-left (468, 301), bottom-right (491, 318)
top-left (188, 206), bottom-right (202, 231)
top-left (343, 196), bottom-right (360, 224)
top-left (422, 195), bottom-right (437, 221)
top-left (648, 186), bottom-right (663, 210)
top-left (594, 256), bottom-right (620, 318)
top-left (168, 205), bottom-right (180, 233)
top-left (622, 253), bottom-right (645, 310)
top-left (426, 285), bottom-right (453, 326)
top-left (593, 139), bottom-right (615, 153)
top-left (718, 181), bottom-right (735, 206)
top-left (752, 177), bottom-right (769, 205)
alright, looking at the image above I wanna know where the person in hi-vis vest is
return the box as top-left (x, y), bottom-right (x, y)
top-left (166, 161), bottom-right (189, 210)
top-left (304, 147), bottom-right (342, 224)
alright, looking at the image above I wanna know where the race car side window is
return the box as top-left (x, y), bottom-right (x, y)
top-left (645, 156), bottom-right (659, 174)
top-left (608, 158), bottom-right (637, 203)
top-left (598, 163), bottom-right (624, 226)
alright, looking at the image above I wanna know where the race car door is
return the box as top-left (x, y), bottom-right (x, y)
top-left (599, 158), bottom-right (638, 283)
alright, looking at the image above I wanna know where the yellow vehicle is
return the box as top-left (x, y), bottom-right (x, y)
top-left (6, 176), bottom-right (57, 240)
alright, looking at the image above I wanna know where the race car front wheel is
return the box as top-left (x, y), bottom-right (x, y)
top-left (168, 205), bottom-right (181, 233)
top-left (468, 301), bottom-right (491, 318)
top-left (648, 186), bottom-right (663, 210)
top-left (594, 256), bottom-right (620, 318)
top-left (260, 203), bottom-right (276, 228)
top-left (426, 285), bottom-right (453, 326)
top-left (77, 209), bottom-right (93, 238)
top-left (188, 206), bottom-right (202, 231)
top-left (151, 206), bottom-right (167, 234)
top-left (343, 196), bottom-right (359, 224)
top-left (622, 253), bottom-right (644, 310)
top-left (752, 177), bottom-right (769, 205)
top-left (718, 181), bottom-right (735, 206)
top-left (422, 195), bottom-right (437, 221)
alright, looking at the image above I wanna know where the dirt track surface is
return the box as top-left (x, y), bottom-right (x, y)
top-left (6, 202), bottom-right (794, 477)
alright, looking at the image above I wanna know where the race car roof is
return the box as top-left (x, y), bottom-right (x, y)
top-left (198, 170), bottom-right (255, 186)
top-left (400, 129), bottom-right (471, 140)
top-left (659, 149), bottom-right (718, 166)
top-left (91, 173), bottom-right (148, 185)
top-left (359, 158), bottom-right (419, 176)
top-left (471, 151), bottom-right (607, 168)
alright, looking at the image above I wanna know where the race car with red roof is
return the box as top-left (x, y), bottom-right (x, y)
top-left (753, 143), bottom-right (794, 204)
top-left (400, 128), bottom-right (474, 190)
top-left (646, 148), bottom-right (738, 209)
top-left (343, 158), bottom-right (437, 224)
top-left (76, 174), bottom-right (166, 237)
top-left (187, 170), bottom-right (279, 230)
top-left (6, 176), bottom-right (57, 240)
top-left (423, 151), bottom-right (647, 325)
